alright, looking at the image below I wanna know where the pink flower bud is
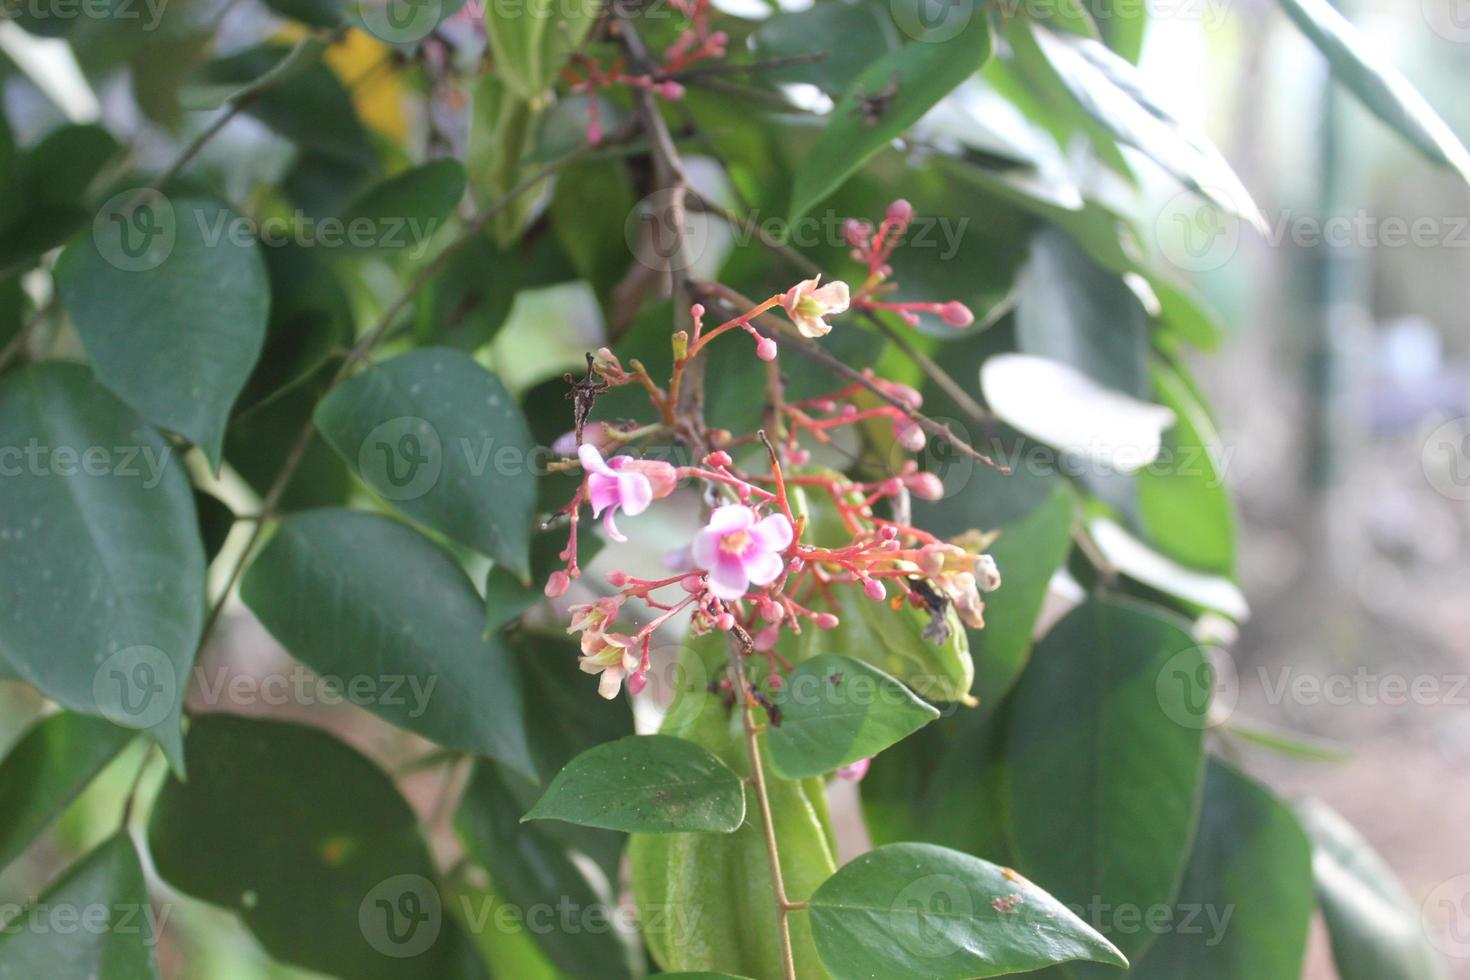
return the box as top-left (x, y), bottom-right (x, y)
top-left (658, 81), bottom-right (685, 100)
top-left (761, 599), bottom-right (783, 623)
top-left (626, 670), bottom-right (648, 695)
top-left (876, 380), bottom-right (923, 410)
top-left (753, 625), bottom-right (779, 651)
top-left (586, 119), bottom-right (603, 145)
top-left (789, 448), bottom-right (811, 466)
top-left (767, 674), bottom-right (783, 691)
top-left (864, 578), bottom-right (886, 601)
top-left (814, 613), bottom-right (840, 630)
top-left (716, 612), bottom-right (735, 631)
top-left (906, 472), bottom-right (945, 500)
top-left (544, 571), bottom-right (571, 597)
top-left (707, 450), bottom-right (732, 468)
top-left (681, 574), bottom-right (704, 593)
top-left (880, 477), bottom-right (902, 496)
top-left (939, 301), bottom-right (974, 328)
top-left (690, 303), bottom-right (705, 319)
top-left (885, 199), bottom-right (914, 227)
top-left (607, 571), bottom-right (628, 587)
top-left (893, 417), bottom-right (927, 451)
top-left (879, 525), bottom-right (898, 541)
top-left (756, 337), bottom-right (778, 361)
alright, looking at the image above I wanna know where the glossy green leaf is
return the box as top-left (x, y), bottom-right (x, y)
top-left (0, 833), bottom-right (159, 978)
top-left (767, 655), bottom-right (939, 779)
top-left (0, 713), bottom-right (134, 870)
top-left (1130, 760), bottom-right (1313, 979)
top-left (809, 842), bottom-right (1127, 979)
top-left (1277, 0), bottom-right (1470, 183)
top-left (458, 761), bottom-right (643, 979)
top-left (315, 349), bottom-right (537, 576)
top-left (337, 160), bottom-right (466, 256)
top-left (483, 0), bottom-right (601, 100)
top-left (148, 715), bottom-right (453, 980)
top-left (240, 508), bottom-right (535, 777)
top-left (1296, 798), bottom-right (1446, 980)
top-left (750, 4), bottom-right (894, 97)
top-left (788, 18), bottom-right (992, 224)
top-left (1006, 597), bottom-right (1207, 967)
top-left (524, 734), bottom-right (745, 834)
top-left (0, 364), bottom-right (204, 771)
top-left (55, 196), bottom-right (270, 465)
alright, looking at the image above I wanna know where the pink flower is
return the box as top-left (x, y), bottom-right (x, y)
top-left (836, 758), bottom-right (871, 781)
top-left (578, 632), bottom-right (639, 699)
top-left (566, 595), bottom-right (624, 654)
top-left (691, 504), bottom-right (794, 601)
top-left (579, 444), bottom-right (676, 542)
top-left (780, 277), bottom-right (850, 339)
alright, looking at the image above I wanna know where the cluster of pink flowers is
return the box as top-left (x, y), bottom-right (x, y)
top-left (846, 200), bottom-right (975, 330)
top-left (540, 262), bottom-right (1001, 702)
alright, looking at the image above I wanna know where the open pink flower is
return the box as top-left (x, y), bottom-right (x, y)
top-left (780, 276), bottom-right (849, 338)
top-left (579, 445), bottom-right (676, 542)
top-left (691, 504), bottom-right (793, 600)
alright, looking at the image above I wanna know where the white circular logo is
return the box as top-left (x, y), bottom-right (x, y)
top-left (92, 645), bottom-right (176, 729)
top-left (890, 0), bottom-right (975, 42)
top-left (359, 874), bottom-right (442, 958)
top-left (892, 873), bottom-right (973, 958)
top-left (625, 189), bottom-right (710, 275)
top-left (1153, 190), bottom-right (1242, 274)
top-left (93, 189), bottom-right (176, 273)
top-left (1422, 874), bottom-right (1470, 959)
top-left (1422, 0), bottom-right (1470, 43)
top-left (355, 0), bottom-right (442, 44)
top-left (1156, 645), bottom-right (1237, 730)
top-left (1421, 417), bottom-right (1470, 501)
top-left (357, 416), bottom-right (443, 501)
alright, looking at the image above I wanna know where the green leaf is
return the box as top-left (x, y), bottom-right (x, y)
top-left (788, 19), bottom-right (993, 224)
top-left (0, 713), bottom-right (134, 870)
top-left (1129, 760), bottom-right (1313, 979)
top-left (549, 159), bottom-right (637, 307)
top-left (969, 481), bottom-right (1075, 706)
top-left (766, 655), bottom-right (939, 779)
top-left (524, 734), bottom-right (746, 834)
top-left (1136, 360), bottom-right (1236, 574)
top-left (1005, 597), bottom-right (1207, 967)
top-left (315, 349), bottom-right (537, 576)
top-left (55, 196), bottom-right (270, 466)
top-left (240, 508), bottom-right (535, 777)
top-left (225, 367), bottom-right (351, 511)
top-left (483, 0), bottom-right (601, 100)
top-left (458, 761), bottom-right (643, 979)
top-left (750, 4), bottom-right (894, 97)
top-left (0, 833), bottom-right (159, 978)
top-left (809, 842), bottom-right (1127, 979)
top-left (415, 233), bottom-right (521, 351)
top-left (484, 532), bottom-right (602, 637)
top-left (1295, 798), bottom-right (1446, 980)
top-left (148, 715), bottom-right (452, 980)
top-left (338, 160), bottom-right (466, 256)
top-left (0, 364), bottom-right (204, 771)
top-left (1277, 0), bottom-right (1470, 183)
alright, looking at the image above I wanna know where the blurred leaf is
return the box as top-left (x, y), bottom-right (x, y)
top-left (263, 0), bottom-right (343, 27)
top-left (1006, 596), bottom-right (1207, 968)
top-left (56, 196), bottom-right (270, 466)
top-left (0, 123), bottom-right (119, 274)
top-left (550, 159), bottom-right (636, 306)
top-left (1136, 359), bottom-right (1235, 574)
top-left (809, 842), bottom-right (1127, 978)
top-left (0, 713), bottom-right (134, 870)
top-left (0, 364), bottom-right (204, 772)
top-left (132, 32), bottom-right (214, 129)
top-left (0, 833), bottom-right (159, 978)
top-left (458, 761), bottom-right (643, 979)
top-left (1129, 760), bottom-right (1313, 978)
top-left (767, 655), bottom-right (938, 779)
top-left (483, 0), bottom-right (600, 100)
top-left (1087, 517), bottom-right (1248, 619)
top-left (240, 508), bottom-right (536, 777)
top-left (416, 233), bottom-right (521, 351)
top-left (225, 367), bottom-right (351, 511)
top-left (749, 5), bottom-right (894, 97)
top-left (1277, 0), bottom-right (1470, 183)
top-left (192, 488), bottom-right (235, 564)
top-left (788, 18), bottom-right (992, 223)
top-left (468, 75), bottom-right (541, 247)
top-left (337, 159), bottom-right (466, 256)
top-left (1295, 798), bottom-right (1446, 980)
top-left (525, 734), bottom-right (746, 833)
top-left (315, 348), bottom-right (537, 575)
top-left (149, 715), bottom-right (451, 980)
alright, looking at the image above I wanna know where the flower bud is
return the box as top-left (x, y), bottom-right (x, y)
top-left (814, 613), bottom-right (840, 630)
top-left (939, 301), bottom-right (974, 328)
top-left (876, 379), bottom-right (923, 410)
top-left (681, 574), bottom-right (704, 593)
top-left (544, 571), bottom-right (571, 597)
top-left (863, 578), bottom-right (886, 601)
top-left (885, 199), bottom-right (914, 228)
top-left (607, 570), bottom-right (628, 587)
top-left (761, 599), bottom-right (783, 623)
top-left (707, 450), bottom-right (732, 468)
top-left (626, 669), bottom-right (649, 695)
top-left (658, 80), bottom-right (686, 100)
top-left (672, 330), bottom-right (689, 360)
top-left (756, 337), bottom-right (778, 361)
top-left (893, 417), bottom-right (927, 451)
top-left (753, 625), bottom-right (780, 651)
top-left (906, 472), bottom-right (945, 500)
top-left (716, 612), bottom-right (735, 631)
top-left (836, 757), bottom-right (871, 781)
top-left (767, 674), bottom-right (783, 691)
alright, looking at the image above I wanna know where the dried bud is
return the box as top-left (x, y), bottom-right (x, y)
top-left (672, 330), bottom-right (689, 360)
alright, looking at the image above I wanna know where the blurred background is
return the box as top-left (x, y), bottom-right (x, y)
top-left (1, 0), bottom-right (1468, 975)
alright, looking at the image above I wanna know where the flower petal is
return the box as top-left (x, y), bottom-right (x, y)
top-left (749, 513), bottom-right (793, 551)
top-left (794, 314), bottom-right (831, 339)
top-left (811, 280), bottom-right (850, 313)
top-left (706, 503), bottom-right (755, 534)
top-left (604, 509), bottom-right (627, 542)
top-left (597, 666), bottom-right (624, 699)
top-left (586, 473), bottom-right (621, 517)
top-left (690, 529), bottom-right (721, 570)
top-left (617, 472), bottom-right (654, 516)
top-left (742, 547), bottom-right (784, 588)
top-left (707, 554), bottom-right (751, 600)
top-left (578, 443), bottom-right (616, 477)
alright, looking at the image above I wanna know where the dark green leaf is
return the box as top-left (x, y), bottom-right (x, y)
top-left (415, 233), bottom-right (521, 351)
top-left (788, 18), bottom-right (993, 223)
top-left (338, 160), bottom-right (466, 256)
top-left (809, 842), bottom-right (1127, 979)
top-left (1006, 597), bottom-right (1207, 967)
top-left (767, 655), bottom-right (939, 779)
top-left (1277, 0), bottom-right (1470, 183)
top-left (0, 713), bottom-right (134, 870)
top-left (225, 368), bottom-right (351, 511)
top-left (0, 833), bottom-right (159, 978)
top-left (0, 364), bottom-right (204, 771)
top-left (1129, 760), bottom-right (1313, 979)
top-left (524, 734), bottom-right (746, 833)
top-left (315, 348), bottom-right (537, 576)
top-left (1296, 798), bottom-right (1446, 980)
top-left (549, 159), bottom-right (636, 306)
top-left (148, 715), bottom-right (452, 980)
top-left (192, 489), bottom-right (235, 564)
top-left (750, 4), bottom-right (894, 97)
top-left (240, 508), bottom-right (535, 777)
top-left (56, 196), bottom-right (270, 465)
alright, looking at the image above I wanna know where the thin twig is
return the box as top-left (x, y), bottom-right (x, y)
top-left (660, 52), bottom-right (829, 82)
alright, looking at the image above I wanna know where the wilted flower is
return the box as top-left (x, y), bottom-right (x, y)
top-left (579, 444), bottom-right (677, 541)
top-left (578, 631), bottom-right (639, 699)
top-left (691, 504), bottom-right (794, 600)
top-left (917, 541), bottom-right (1001, 630)
top-left (780, 277), bottom-right (850, 338)
top-left (566, 595), bottom-right (624, 654)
